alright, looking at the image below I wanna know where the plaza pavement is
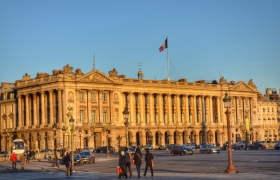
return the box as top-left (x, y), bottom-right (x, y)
top-left (0, 158), bottom-right (279, 180)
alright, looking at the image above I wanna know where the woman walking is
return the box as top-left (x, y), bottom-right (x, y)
top-left (133, 148), bottom-right (142, 178)
top-left (143, 149), bottom-right (154, 177)
top-left (19, 153), bottom-right (26, 170)
top-left (118, 151), bottom-right (128, 179)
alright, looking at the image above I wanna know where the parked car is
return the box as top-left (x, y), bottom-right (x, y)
top-left (96, 146), bottom-right (115, 153)
top-left (129, 146), bottom-right (136, 155)
top-left (40, 149), bottom-right (53, 152)
top-left (171, 146), bottom-right (193, 156)
top-left (144, 145), bottom-right (155, 151)
top-left (166, 144), bottom-right (175, 150)
top-left (274, 142), bottom-right (280, 150)
top-left (245, 142), bottom-right (266, 150)
top-left (73, 154), bottom-right (83, 165)
top-left (0, 151), bottom-right (9, 157)
top-left (158, 145), bottom-right (167, 150)
top-left (199, 145), bottom-right (221, 154)
top-left (79, 151), bottom-right (95, 164)
top-left (83, 147), bottom-right (95, 153)
top-left (232, 143), bottom-right (242, 150)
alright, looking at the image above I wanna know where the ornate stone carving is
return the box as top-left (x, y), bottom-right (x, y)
top-left (63, 64), bottom-right (73, 74)
top-left (36, 72), bottom-right (49, 79)
top-left (75, 68), bottom-right (84, 75)
top-left (68, 91), bottom-right (74, 103)
top-left (233, 83), bottom-right (252, 91)
top-left (219, 76), bottom-right (227, 84)
top-left (108, 68), bottom-right (118, 77)
top-left (22, 73), bottom-right (31, 81)
top-left (248, 79), bottom-right (256, 89)
top-left (2, 114), bottom-right (7, 120)
top-left (79, 71), bottom-right (112, 83)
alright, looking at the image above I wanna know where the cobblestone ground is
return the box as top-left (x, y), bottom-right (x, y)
top-left (0, 149), bottom-right (279, 180)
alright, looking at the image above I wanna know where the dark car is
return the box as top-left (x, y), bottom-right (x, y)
top-left (96, 146), bottom-right (115, 153)
top-left (166, 144), bottom-right (175, 150)
top-left (232, 143), bottom-right (242, 150)
top-left (171, 146), bottom-right (194, 156)
top-left (0, 151), bottom-right (9, 157)
top-left (274, 142), bottom-right (280, 150)
top-left (245, 142), bottom-right (266, 150)
top-left (73, 154), bottom-right (83, 165)
top-left (79, 151), bottom-right (95, 164)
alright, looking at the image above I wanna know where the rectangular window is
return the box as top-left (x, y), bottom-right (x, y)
top-left (180, 97), bottom-right (183, 105)
top-left (91, 92), bottom-right (95, 101)
top-left (154, 96), bottom-right (157, 104)
top-left (163, 97), bottom-right (166, 105)
top-left (272, 107), bottom-right (274, 112)
top-left (136, 112), bottom-right (139, 123)
top-left (268, 107), bottom-right (270, 112)
top-left (102, 92), bottom-right (106, 101)
top-left (172, 97), bottom-right (174, 105)
top-left (103, 111), bottom-right (107, 123)
top-left (91, 110), bottom-right (96, 123)
top-left (79, 92), bottom-right (84, 101)
top-left (80, 110), bottom-right (84, 123)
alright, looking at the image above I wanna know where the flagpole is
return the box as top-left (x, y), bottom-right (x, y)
top-left (167, 36), bottom-right (170, 81)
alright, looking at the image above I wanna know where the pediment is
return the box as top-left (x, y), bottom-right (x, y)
top-left (77, 70), bottom-right (115, 84)
top-left (230, 81), bottom-right (256, 92)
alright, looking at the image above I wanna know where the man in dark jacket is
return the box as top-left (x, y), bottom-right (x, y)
top-left (143, 149), bottom-right (154, 177)
top-left (133, 148), bottom-right (142, 178)
top-left (63, 152), bottom-right (72, 176)
top-left (118, 151), bottom-right (128, 179)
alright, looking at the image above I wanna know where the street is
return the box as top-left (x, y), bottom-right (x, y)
top-left (0, 149), bottom-right (280, 179)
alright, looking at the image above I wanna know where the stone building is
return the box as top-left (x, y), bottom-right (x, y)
top-left (0, 64), bottom-right (278, 152)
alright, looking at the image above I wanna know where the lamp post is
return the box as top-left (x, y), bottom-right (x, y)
top-left (223, 92), bottom-right (238, 174)
top-left (105, 129), bottom-right (109, 158)
top-left (90, 124), bottom-right (95, 150)
top-left (69, 116), bottom-right (75, 171)
top-left (122, 102), bottom-right (129, 148)
top-left (62, 126), bottom-right (66, 158)
top-left (221, 132), bottom-right (225, 146)
top-left (78, 128), bottom-right (82, 150)
top-left (51, 123), bottom-right (58, 167)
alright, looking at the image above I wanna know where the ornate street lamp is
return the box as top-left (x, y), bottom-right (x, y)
top-left (122, 102), bottom-right (129, 148)
top-left (223, 92), bottom-right (238, 174)
top-left (78, 128), bottom-right (82, 149)
top-left (69, 116), bottom-right (75, 171)
top-left (51, 123), bottom-right (58, 167)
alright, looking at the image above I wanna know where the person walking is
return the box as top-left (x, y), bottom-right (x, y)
top-left (133, 148), bottom-right (142, 178)
top-left (62, 152), bottom-right (72, 176)
top-left (124, 147), bottom-right (133, 177)
top-left (26, 150), bottom-right (30, 163)
top-left (10, 152), bottom-right (18, 170)
top-left (143, 149), bottom-right (154, 177)
top-left (19, 153), bottom-right (26, 170)
top-left (118, 151), bottom-right (128, 179)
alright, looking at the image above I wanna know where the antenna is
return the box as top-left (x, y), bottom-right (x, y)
top-left (92, 53), bottom-right (96, 70)
top-left (138, 62), bottom-right (142, 68)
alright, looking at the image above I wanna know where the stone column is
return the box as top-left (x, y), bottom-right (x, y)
top-left (109, 91), bottom-right (113, 124)
top-left (49, 90), bottom-right (54, 124)
top-left (25, 94), bottom-right (30, 127)
top-left (98, 90), bottom-right (103, 123)
top-left (128, 92), bottom-right (134, 125)
top-left (176, 95), bottom-right (181, 124)
top-left (139, 93), bottom-right (144, 125)
top-left (41, 91), bottom-right (45, 125)
top-left (33, 92), bottom-right (37, 126)
top-left (58, 89), bottom-right (63, 123)
top-left (158, 94), bottom-right (163, 125)
top-left (185, 95), bottom-right (189, 124)
top-left (149, 93), bottom-right (154, 125)
top-left (193, 95), bottom-right (197, 123)
top-left (236, 97), bottom-right (239, 123)
top-left (209, 96), bottom-right (213, 123)
top-left (217, 96), bottom-right (221, 123)
top-left (167, 94), bottom-right (172, 124)
top-left (18, 95), bottom-right (22, 128)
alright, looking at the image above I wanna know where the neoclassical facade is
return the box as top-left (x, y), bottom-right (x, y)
top-left (0, 64), bottom-right (278, 152)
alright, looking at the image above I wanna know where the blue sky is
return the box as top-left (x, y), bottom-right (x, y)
top-left (0, 0), bottom-right (279, 94)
